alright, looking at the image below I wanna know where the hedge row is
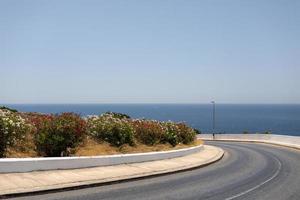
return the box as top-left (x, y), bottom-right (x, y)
top-left (0, 109), bottom-right (198, 157)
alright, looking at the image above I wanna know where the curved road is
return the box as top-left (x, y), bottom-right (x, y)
top-left (7, 142), bottom-right (300, 200)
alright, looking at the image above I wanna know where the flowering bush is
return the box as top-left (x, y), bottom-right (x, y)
top-left (87, 113), bottom-right (134, 147)
top-left (161, 122), bottom-right (197, 146)
top-left (132, 120), bottom-right (165, 145)
top-left (0, 109), bottom-right (30, 157)
top-left (161, 122), bottom-right (180, 146)
top-left (176, 123), bottom-right (196, 144)
top-left (131, 120), bottom-right (196, 146)
top-left (31, 113), bottom-right (87, 157)
top-left (1, 107), bottom-right (198, 157)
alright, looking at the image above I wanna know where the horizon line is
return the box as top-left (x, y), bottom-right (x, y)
top-left (1, 102), bottom-right (300, 105)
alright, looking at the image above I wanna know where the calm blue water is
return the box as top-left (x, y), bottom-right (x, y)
top-left (3, 104), bottom-right (300, 136)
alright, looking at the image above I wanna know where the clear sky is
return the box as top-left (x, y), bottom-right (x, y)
top-left (0, 0), bottom-right (299, 104)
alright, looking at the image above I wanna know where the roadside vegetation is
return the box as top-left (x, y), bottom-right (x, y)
top-left (0, 107), bottom-right (200, 158)
top-left (243, 130), bottom-right (272, 134)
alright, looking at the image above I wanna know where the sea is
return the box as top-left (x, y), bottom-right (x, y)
top-left (3, 104), bottom-right (300, 136)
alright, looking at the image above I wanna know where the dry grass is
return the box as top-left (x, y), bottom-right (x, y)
top-left (74, 139), bottom-right (120, 156)
top-left (74, 137), bottom-right (203, 156)
top-left (5, 133), bottom-right (38, 158)
top-left (5, 137), bottom-right (203, 158)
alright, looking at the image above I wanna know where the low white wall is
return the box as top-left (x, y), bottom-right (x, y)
top-left (0, 145), bottom-right (203, 173)
top-left (198, 134), bottom-right (300, 149)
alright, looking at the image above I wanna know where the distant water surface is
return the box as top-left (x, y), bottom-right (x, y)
top-left (3, 104), bottom-right (300, 136)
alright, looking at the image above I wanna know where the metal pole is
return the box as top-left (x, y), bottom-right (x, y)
top-left (211, 101), bottom-right (215, 134)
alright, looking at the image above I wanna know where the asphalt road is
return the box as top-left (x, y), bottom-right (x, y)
top-left (6, 142), bottom-right (300, 200)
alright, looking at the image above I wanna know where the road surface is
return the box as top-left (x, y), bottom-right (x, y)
top-left (6, 142), bottom-right (300, 200)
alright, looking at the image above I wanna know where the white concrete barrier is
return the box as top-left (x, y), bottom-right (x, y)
top-left (198, 134), bottom-right (300, 149)
top-left (0, 144), bottom-right (203, 173)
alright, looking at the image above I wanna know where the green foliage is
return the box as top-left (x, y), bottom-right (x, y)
top-left (33, 113), bottom-right (87, 157)
top-left (177, 123), bottom-right (196, 144)
top-left (264, 131), bottom-right (272, 134)
top-left (243, 131), bottom-right (249, 134)
top-left (0, 106), bottom-right (18, 113)
top-left (130, 120), bottom-right (197, 147)
top-left (161, 122), bottom-right (180, 146)
top-left (193, 128), bottom-right (201, 135)
top-left (0, 109), bottom-right (29, 157)
top-left (160, 122), bottom-right (196, 146)
top-left (104, 112), bottom-right (131, 119)
top-left (87, 113), bottom-right (197, 148)
top-left (87, 114), bottom-right (134, 147)
top-left (1, 109), bottom-right (198, 157)
top-left (132, 120), bottom-right (165, 145)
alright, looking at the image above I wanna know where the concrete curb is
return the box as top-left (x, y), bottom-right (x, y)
top-left (198, 134), bottom-right (300, 150)
top-left (0, 145), bottom-right (224, 197)
top-left (205, 139), bottom-right (300, 151)
top-left (0, 144), bottom-right (203, 173)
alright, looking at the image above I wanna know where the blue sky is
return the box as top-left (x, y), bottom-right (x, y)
top-left (0, 0), bottom-right (299, 104)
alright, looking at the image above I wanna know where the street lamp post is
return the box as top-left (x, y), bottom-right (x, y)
top-left (211, 101), bottom-right (216, 139)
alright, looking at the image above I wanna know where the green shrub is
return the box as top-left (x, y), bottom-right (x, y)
top-left (104, 112), bottom-right (131, 119)
top-left (161, 122), bottom-right (180, 146)
top-left (177, 123), bottom-right (196, 144)
top-left (132, 120), bottom-right (165, 145)
top-left (0, 106), bottom-right (18, 113)
top-left (1, 109), bottom-right (198, 157)
top-left (87, 114), bottom-right (134, 147)
top-left (0, 109), bottom-right (29, 157)
top-left (33, 113), bottom-right (87, 157)
top-left (193, 128), bottom-right (201, 135)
